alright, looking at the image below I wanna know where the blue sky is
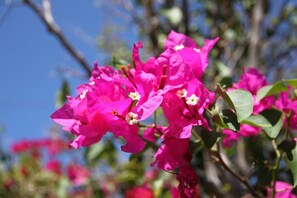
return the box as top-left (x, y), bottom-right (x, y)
top-left (0, 1), bottom-right (137, 146)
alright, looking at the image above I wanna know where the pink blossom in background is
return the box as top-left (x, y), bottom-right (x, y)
top-left (275, 91), bottom-right (297, 129)
top-left (124, 186), bottom-right (154, 198)
top-left (67, 163), bottom-right (90, 186)
top-left (45, 159), bottom-right (62, 175)
top-left (266, 181), bottom-right (297, 198)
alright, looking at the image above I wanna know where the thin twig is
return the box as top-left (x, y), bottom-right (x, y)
top-left (23, 0), bottom-right (92, 77)
top-left (214, 144), bottom-right (262, 198)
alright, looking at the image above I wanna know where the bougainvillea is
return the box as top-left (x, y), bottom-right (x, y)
top-left (48, 31), bottom-right (297, 197)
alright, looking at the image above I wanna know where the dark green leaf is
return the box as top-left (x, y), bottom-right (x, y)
top-left (260, 109), bottom-right (284, 138)
top-left (285, 141), bottom-right (297, 187)
top-left (200, 129), bottom-right (221, 149)
top-left (222, 109), bottom-right (240, 132)
top-left (278, 140), bottom-right (296, 161)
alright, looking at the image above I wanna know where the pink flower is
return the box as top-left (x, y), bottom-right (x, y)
top-left (67, 163), bottom-right (90, 186)
top-left (45, 160), bottom-right (62, 175)
top-left (51, 65), bottom-right (146, 153)
top-left (176, 165), bottom-right (199, 198)
top-left (125, 186), bottom-right (154, 198)
top-left (165, 30), bottom-right (218, 80)
top-left (275, 91), bottom-right (297, 129)
top-left (266, 181), bottom-right (297, 198)
top-left (152, 138), bottom-right (189, 171)
top-left (11, 140), bottom-right (31, 153)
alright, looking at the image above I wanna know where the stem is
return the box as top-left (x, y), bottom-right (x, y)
top-left (214, 144), bottom-right (262, 197)
top-left (23, 0), bottom-right (92, 77)
top-left (154, 111), bottom-right (157, 127)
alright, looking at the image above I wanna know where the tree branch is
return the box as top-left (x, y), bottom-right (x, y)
top-left (23, 0), bottom-right (92, 77)
top-left (181, 0), bottom-right (190, 35)
top-left (247, 0), bottom-right (264, 68)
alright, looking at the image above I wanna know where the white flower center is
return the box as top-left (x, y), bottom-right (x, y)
top-left (125, 112), bottom-right (138, 125)
top-left (176, 89), bottom-right (188, 98)
top-left (186, 94), bottom-right (199, 105)
top-left (193, 48), bottom-right (200, 53)
top-left (128, 92), bottom-right (141, 101)
top-left (174, 44), bottom-right (184, 51)
top-left (79, 90), bottom-right (88, 100)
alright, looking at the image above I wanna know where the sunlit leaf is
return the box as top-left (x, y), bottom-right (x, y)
top-left (242, 114), bottom-right (272, 128)
top-left (256, 81), bottom-right (288, 101)
top-left (226, 89), bottom-right (254, 122)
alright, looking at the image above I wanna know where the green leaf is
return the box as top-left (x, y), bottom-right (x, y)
top-left (285, 79), bottom-right (297, 88)
top-left (285, 141), bottom-right (297, 187)
top-left (260, 109), bottom-right (284, 138)
top-left (256, 81), bottom-right (288, 101)
top-left (222, 109), bottom-right (240, 132)
top-left (56, 80), bottom-right (70, 107)
top-left (226, 89), bottom-right (254, 122)
top-left (200, 129), bottom-right (221, 149)
top-left (278, 140), bottom-right (296, 161)
top-left (86, 142), bottom-right (105, 164)
top-left (242, 114), bottom-right (272, 128)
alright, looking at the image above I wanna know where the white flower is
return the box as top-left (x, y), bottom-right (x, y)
top-left (79, 90), bottom-right (88, 100)
top-left (125, 112), bottom-right (138, 125)
top-left (174, 44), bottom-right (184, 51)
top-left (128, 92), bottom-right (141, 101)
top-left (176, 89), bottom-right (188, 98)
top-left (186, 94), bottom-right (199, 105)
top-left (193, 48), bottom-right (200, 53)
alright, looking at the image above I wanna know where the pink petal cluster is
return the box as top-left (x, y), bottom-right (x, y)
top-left (51, 30), bottom-right (218, 197)
top-left (45, 159), bottom-right (62, 175)
top-left (124, 185), bottom-right (154, 198)
top-left (222, 68), bottom-right (274, 147)
top-left (67, 163), bottom-right (90, 186)
top-left (10, 138), bottom-right (68, 156)
top-left (275, 91), bottom-right (297, 129)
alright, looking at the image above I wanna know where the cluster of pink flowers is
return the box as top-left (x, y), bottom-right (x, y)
top-left (11, 138), bottom-right (68, 156)
top-left (51, 30), bottom-right (218, 197)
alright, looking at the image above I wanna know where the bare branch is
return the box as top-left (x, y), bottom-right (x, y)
top-left (181, 0), bottom-right (190, 35)
top-left (23, 0), bottom-right (92, 77)
top-left (247, 0), bottom-right (264, 68)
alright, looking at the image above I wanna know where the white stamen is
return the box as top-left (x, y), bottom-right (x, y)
top-left (79, 90), bottom-right (88, 100)
top-left (193, 48), bottom-right (200, 53)
top-left (125, 112), bottom-right (138, 125)
top-left (174, 44), bottom-right (184, 51)
top-left (176, 89), bottom-right (188, 98)
top-left (89, 81), bottom-right (95, 85)
top-left (128, 92), bottom-right (141, 101)
top-left (186, 94), bottom-right (199, 105)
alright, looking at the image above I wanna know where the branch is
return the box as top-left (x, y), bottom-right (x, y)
top-left (213, 144), bottom-right (263, 198)
top-left (23, 0), bottom-right (92, 77)
top-left (181, 0), bottom-right (190, 35)
top-left (247, 0), bottom-right (264, 68)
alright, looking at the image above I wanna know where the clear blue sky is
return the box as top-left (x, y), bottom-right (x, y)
top-left (0, 1), bottom-right (137, 147)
